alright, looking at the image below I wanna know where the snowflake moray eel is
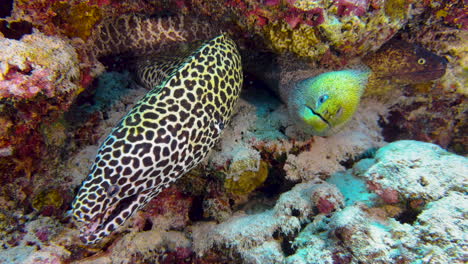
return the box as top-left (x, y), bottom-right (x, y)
top-left (72, 15), bottom-right (243, 244)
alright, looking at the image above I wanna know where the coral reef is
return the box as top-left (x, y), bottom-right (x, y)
top-left (193, 140), bottom-right (467, 264)
top-left (0, 32), bottom-right (79, 99)
top-left (0, 0), bottom-right (465, 263)
top-left (189, 0), bottom-right (418, 63)
top-left (192, 181), bottom-right (344, 263)
top-left (0, 216), bottom-right (65, 264)
top-left (360, 140), bottom-right (467, 203)
top-left (50, 2), bottom-right (103, 40)
top-left (224, 160), bottom-right (269, 195)
top-left (0, 31), bottom-right (82, 225)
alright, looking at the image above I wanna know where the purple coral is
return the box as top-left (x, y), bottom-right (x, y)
top-left (284, 7), bottom-right (324, 29)
top-left (0, 64), bottom-right (54, 99)
top-left (336, 0), bottom-right (370, 16)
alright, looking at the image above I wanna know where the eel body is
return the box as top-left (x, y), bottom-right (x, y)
top-left (246, 38), bottom-right (447, 136)
top-left (87, 14), bottom-right (217, 60)
top-left (72, 31), bottom-right (243, 244)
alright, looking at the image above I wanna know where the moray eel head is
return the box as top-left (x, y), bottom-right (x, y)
top-left (363, 39), bottom-right (448, 84)
top-left (72, 178), bottom-right (149, 244)
top-left (288, 70), bottom-right (370, 136)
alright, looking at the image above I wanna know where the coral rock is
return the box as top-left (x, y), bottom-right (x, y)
top-left (0, 32), bottom-right (80, 100)
top-left (361, 140), bottom-right (467, 202)
top-left (224, 160), bottom-right (269, 195)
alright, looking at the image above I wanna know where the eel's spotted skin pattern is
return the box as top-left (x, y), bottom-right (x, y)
top-left (87, 14), bottom-right (217, 60)
top-left (72, 20), bottom-right (243, 243)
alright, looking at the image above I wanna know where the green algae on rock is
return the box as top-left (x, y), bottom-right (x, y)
top-left (224, 160), bottom-right (269, 196)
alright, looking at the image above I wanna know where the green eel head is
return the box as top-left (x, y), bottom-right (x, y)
top-left (288, 70), bottom-right (370, 136)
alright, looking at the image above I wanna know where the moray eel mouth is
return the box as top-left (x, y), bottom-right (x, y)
top-left (306, 105), bottom-right (330, 127)
top-left (378, 67), bottom-right (447, 83)
top-left (79, 190), bottom-right (146, 243)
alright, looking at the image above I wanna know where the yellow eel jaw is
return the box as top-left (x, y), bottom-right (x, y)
top-left (71, 34), bottom-right (243, 244)
top-left (300, 104), bottom-right (331, 135)
top-left (288, 70), bottom-right (370, 136)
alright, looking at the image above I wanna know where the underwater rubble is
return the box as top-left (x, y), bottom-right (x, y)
top-left (0, 0), bottom-right (467, 263)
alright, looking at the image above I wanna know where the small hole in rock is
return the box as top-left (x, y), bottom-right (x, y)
top-left (272, 229), bottom-right (280, 239)
top-left (280, 233), bottom-right (297, 256)
top-left (291, 208), bottom-right (301, 217)
top-left (0, 0), bottom-right (13, 18)
top-left (395, 207), bottom-right (421, 224)
top-left (188, 195), bottom-right (204, 221)
top-left (0, 20), bottom-right (33, 39)
top-left (142, 219), bottom-right (153, 231)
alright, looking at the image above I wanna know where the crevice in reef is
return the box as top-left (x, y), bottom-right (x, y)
top-left (257, 164), bottom-right (295, 199)
top-left (142, 219), bottom-right (153, 231)
top-left (379, 111), bottom-right (408, 143)
top-left (394, 202), bottom-right (422, 225)
top-left (339, 147), bottom-right (378, 169)
top-left (0, 20), bottom-right (33, 40)
top-left (188, 195), bottom-right (204, 222)
top-left (0, 0), bottom-right (13, 18)
top-left (273, 226), bottom-right (302, 257)
top-left (280, 232), bottom-right (297, 257)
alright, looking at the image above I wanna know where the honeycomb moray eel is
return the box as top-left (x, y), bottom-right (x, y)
top-left (72, 19), bottom-right (243, 243)
top-left (86, 14), bottom-right (217, 60)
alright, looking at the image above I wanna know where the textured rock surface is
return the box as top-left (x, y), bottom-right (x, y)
top-left (361, 140), bottom-right (467, 202)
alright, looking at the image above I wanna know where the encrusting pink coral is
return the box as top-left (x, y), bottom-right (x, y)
top-left (0, 65), bottom-right (54, 99)
top-left (336, 0), bottom-right (369, 16)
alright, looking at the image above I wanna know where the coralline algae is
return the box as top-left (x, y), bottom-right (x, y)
top-left (0, 32), bottom-right (80, 99)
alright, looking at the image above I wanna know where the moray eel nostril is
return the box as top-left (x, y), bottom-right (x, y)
top-left (72, 31), bottom-right (243, 244)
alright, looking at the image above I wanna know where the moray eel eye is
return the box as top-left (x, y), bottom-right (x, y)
top-left (107, 185), bottom-right (120, 197)
top-left (317, 94), bottom-right (329, 107)
top-left (418, 58), bottom-right (426, 65)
